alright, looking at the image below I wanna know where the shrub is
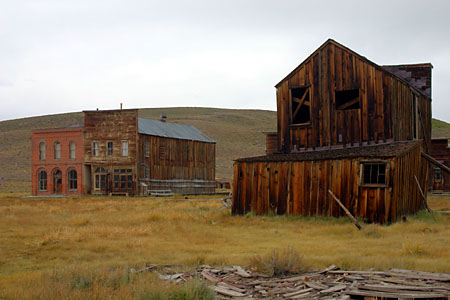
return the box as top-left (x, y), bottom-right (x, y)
top-left (249, 246), bottom-right (308, 276)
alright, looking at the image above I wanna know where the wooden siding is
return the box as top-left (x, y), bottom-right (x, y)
top-left (232, 144), bottom-right (426, 224)
top-left (276, 41), bottom-right (431, 153)
top-left (428, 139), bottom-right (450, 192)
top-left (138, 134), bottom-right (215, 194)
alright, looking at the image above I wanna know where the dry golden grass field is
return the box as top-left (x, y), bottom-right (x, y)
top-left (0, 193), bottom-right (449, 299)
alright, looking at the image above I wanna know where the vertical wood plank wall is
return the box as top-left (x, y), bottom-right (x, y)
top-left (232, 145), bottom-right (425, 223)
top-left (138, 135), bottom-right (216, 194)
top-left (276, 42), bottom-right (432, 153)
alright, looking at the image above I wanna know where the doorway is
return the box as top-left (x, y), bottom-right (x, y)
top-left (53, 169), bottom-right (62, 194)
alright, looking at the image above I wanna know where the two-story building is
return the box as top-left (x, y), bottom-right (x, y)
top-left (232, 39), bottom-right (432, 223)
top-left (31, 109), bottom-right (216, 196)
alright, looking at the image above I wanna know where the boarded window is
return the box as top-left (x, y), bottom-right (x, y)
top-left (122, 141), bottom-right (128, 156)
top-left (159, 145), bottom-right (165, 160)
top-left (290, 87), bottom-right (310, 124)
top-left (145, 165), bottom-right (150, 178)
top-left (335, 89), bottom-right (360, 110)
top-left (68, 169), bottom-right (77, 190)
top-left (107, 141), bottom-right (113, 156)
top-left (54, 142), bottom-right (61, 159)
top-left (145, 140), bottom-right (150, 158)
top-left (362, 163), bottom-right (387, 185)
top-left (69, 141), bottom-right (76, 159)
top-left (39, 142), bottom-right (46, 160)
top-left (92, 142), bottom-right (99, 157)
top-left (38, 170), bottom-right (47, 191)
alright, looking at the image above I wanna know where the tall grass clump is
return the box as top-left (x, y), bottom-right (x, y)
top-left (249, 246), bottom-right (308, 276)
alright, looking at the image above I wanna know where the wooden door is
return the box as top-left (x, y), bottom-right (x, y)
top-left (53, 170), bottom-right (62, 194)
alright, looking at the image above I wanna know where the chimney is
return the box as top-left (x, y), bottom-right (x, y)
top-left (160, 113), bottom-right (167, 122)
top-left (120, 103), bottom-right (123, 110)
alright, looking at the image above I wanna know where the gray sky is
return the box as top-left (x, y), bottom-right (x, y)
top-left (1, 0), bottom-right (449, 122)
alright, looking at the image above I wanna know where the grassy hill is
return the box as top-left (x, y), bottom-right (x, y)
top-left (0, 108), bottom-right (277, 193)
top-left (1, 107), bottom-right (449, 193)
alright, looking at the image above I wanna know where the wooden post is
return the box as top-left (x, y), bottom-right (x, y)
top-left (328, 190), bottom-right (362, 230)
top-left (421, 152), bottom-right (450, 174)
top-left (414, 175), bottom-right (433, 215)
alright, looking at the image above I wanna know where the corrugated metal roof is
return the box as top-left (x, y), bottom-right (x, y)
top-left (138, 118), bottom-right (215, 143)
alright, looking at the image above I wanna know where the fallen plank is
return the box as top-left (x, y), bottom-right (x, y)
top-left (303, 280), bottom-right (328, 290)
top-left (213, 285), bottom-right (245, 297)
top-left (318, 284), bottom-right (347, 294)
top-left (328, 190), bottom-right (362, 230)
top-left (217, 282), bottom-right (247, 293)
top-left (283, 287), bottom-right (313, 298)
top-left (234, 265), bottom-right (252, 278)
top-left (346, 289), bottom-right (447, 299)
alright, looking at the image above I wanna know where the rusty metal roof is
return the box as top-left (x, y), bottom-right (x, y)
top-left (236, 141), bottom-right (421, 162)
top-left (138, 118), bottom-right (215, 143)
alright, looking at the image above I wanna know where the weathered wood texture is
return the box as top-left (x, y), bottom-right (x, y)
top-left (427, 138), bottom-right (450, 192)
top-left (276, 40), bottom-right (432, 153)
top-left (138, 135), bottom-right (216, 194)
top-left (232, 143), bottom-right (425, 223)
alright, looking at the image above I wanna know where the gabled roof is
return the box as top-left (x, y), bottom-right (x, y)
top-left (235, 141), bottom-right (421, 162)
top-left (138, 118), bottom-right (215, 143)
top-left (275, 39), bottom-right (431, 99)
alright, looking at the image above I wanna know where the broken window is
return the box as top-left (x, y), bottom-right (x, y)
top-left (335, 89), bottom-right (360, 110)
top-left (145, 140), bottom-right (150, 158)
top-left (39, 142), bottom-right (46, 160)
top-left (122, 141), bottom-right (128, 156)
top-left (107, 141), bottom-right (113, 156)
top-left (54, 141), bottom-right (61, 159)
top-left (290, 87), bottom-right (311, 124)
top-left (38, 170), bottom-right (47, 191)
top-left (68, 169), bottom-right (77, 190)
top-left (362, 163), bottom-right (387, 185)
top-left (92, 142), bottom-right (99, 157)
top-left (69, 141), bottom-right (76, 159)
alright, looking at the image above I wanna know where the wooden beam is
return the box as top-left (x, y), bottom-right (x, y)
top-left (292, 90), bottom-right (309, 119)
top-left (414, 175), bottom-right (433, 215)
top-left (328, 190), bottom-right (362, 230)
top-left (421, 152), bottom-right (450, 174)
top-left (336, 97), bottom-right (359, 110)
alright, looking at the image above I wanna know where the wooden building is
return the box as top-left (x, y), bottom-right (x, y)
top-left (32, 109), bottom-right (215, 196)
top-left (428, 138), bottom-right (450, 192)
top-left (233, 39), bottom-right (432, 223)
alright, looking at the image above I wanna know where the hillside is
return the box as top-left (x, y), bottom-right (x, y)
top-left (0, 108), bottom-right (277, 193)
top-left (1, 108), bottom-right (449, 193)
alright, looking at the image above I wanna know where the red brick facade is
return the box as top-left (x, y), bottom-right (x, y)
top-left (31, 126), bottom-right (85, 196)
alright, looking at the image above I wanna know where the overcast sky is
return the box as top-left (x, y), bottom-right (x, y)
top-left (1, 0), bottom-right (449, 122)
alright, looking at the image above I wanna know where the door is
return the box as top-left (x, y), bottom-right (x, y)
top-left (53, 170), bottom-right (62, 194)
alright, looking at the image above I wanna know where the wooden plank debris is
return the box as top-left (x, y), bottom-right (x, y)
top-left (328, 190), bottom-right (363, 230)
top-left (150, 264), bottom-right (449, 299)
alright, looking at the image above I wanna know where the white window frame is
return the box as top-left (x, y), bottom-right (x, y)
top-left (54, 141), bottom-right (61, 160)
top-left (39, 141), bottom-right (46, 161)
top-left (107, 141), bottom-right (113, 156)
top-left (122, 141), bottom-right (128, 156)
top-left (92, 141), bottom-right (99, 157)
top-left (69, 141), bottom-right (76, 159)
top-left (145, 140), bottom-right (150, 158)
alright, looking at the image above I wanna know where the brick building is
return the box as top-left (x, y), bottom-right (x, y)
top-left (31, 125), bottom-right (85, 196)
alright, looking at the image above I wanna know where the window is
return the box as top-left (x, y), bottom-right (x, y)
top-left (145, 165), bottom-right (150, 178)
top-left (290, 87), bottom-right (311, 124)
top-left (107, 141), bottom-right (113, 156)
top-left (122, 141), bottom-right (128, 156)
top-left (113, 169), bottom-right (133, 190)
top-left (38, 170), bottom-right (47, 191)
top-left (92, 142), bottom-right (99, 157)
top-left (54, 141), bottom-right (61, 159)
top-left (68, 169), bottom-right (77, 190)
top-left (362, 163), bottom-right (387, 185)
top-left (94, 167), bottom-right (107, 190)
top-left (69, 141), bottom-right (76, 159)
top-left (434, 168), bottom-right (442, 183)
top-left (335, 89), bottom-right (360, 110)
top-left (159, 145), bottom-right (165, 160)
top-left (145, 140), bottom-right (150, 158)
top-left (39, 142), bottom-right (46, 160)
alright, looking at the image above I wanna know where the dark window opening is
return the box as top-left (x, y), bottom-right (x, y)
top-left (434, 169), bottom-right (442, 182)
top-left (38, 170), bottom-right (47, 191)
top-left (291, 87), bottom-right (310, 124)
top-left (107, 141), bottom-right (113, 156)
top-left (335, 89), bottom-right (360, 110)
top-left (362, 163), bottom-right (386, 185)
top-left (68, 170), bottom-right (77, 190)
top-left (159, 145), bottom-right (166, 160)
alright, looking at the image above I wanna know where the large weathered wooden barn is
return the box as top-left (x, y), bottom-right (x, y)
top-left (32, 109), bottom-right (216, 196)
top-left (232, 39), bottom-right (433, 223)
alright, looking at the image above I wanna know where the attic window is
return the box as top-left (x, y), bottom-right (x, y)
top-left (290, 87), bottom-right (311, 125)
top-left (362, 162), bottom-right (387, 186)
top-left (335, 89), bottom-right (360, 110)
